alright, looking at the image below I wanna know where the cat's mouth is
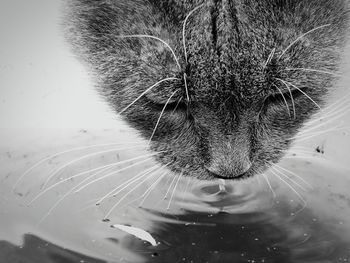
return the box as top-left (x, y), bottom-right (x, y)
top-left (205, 168), bottom-right (253, 181)
top-left (206, 170), bottom-right (249, 180)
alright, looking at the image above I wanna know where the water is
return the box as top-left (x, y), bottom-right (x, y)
top-left (1, 1), bottom-right (350, 261)
top-left (1, 128), bottom-right (350, 263)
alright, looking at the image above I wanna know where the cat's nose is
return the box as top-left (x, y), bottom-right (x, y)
top-left (205, 159), bottom-right (252, 179)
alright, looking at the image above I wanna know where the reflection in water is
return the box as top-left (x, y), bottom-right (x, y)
top-left (1, 129), bottom-right (350, 263)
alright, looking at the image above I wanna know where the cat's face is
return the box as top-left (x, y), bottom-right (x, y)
top-left (66, 0), bottom-right (349, 180)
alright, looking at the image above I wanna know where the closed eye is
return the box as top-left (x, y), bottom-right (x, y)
top-left (146, 97), bottom-right (187, 111)
top-left (265, 85), bottom-right (307, 105)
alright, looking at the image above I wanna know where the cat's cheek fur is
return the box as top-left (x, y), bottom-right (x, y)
top-left (65, 0), bottom-right (350, 180)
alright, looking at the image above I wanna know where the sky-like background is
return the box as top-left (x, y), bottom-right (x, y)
top-left (0, 0), bottom-right (117, 129)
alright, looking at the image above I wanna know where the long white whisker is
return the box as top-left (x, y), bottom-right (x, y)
top-left (262, 174), bottom-right (276, 199)
top-left (148, 90), bottom-right (178, 147)
top-left (95, 164), bottom-right (161, 205)
top-left (41, 145), bottom-right (144, 189)
top-left (163, 173), bottom-right (178, 200)
top-left (301, 108), bottom-right (350, 134)
top-left (270, 170), bottom-right (307, 213)
top-left (270, 166), bottom-right (307, 191)
top-left (35, 166), bottom-right (114, 226)
top-left (272, 83), bottom-right (291, 117)
top-left (116, 169), bottom-right (169, 210)
top-left (183, 73), bottom-right (190, 102)
top-left (103, 169), bottom-right (159, 219)
top-left (269, 162), bottom-right (313, 190)
top-left (293, 126), bottom-right (349, 141)
top-left (12, 142), bottom-right (143, 191)
top-left (183, 4), bottom-right (205, 64)
top-left (119, 77), bottom-right (179, 114)
top-left (171, 98), bottom-right (183, 115)
top-left (264, 48), bottom-right (276, 68)
top-left (306, 93), bottom-right (350, 127)
top-left (30, 164), bottom-right (114, 205)
top-left (275, 78), bottom-right (296, 118)
top-left (281, 79), bottom-right (321, 110)
top-left (29, 154), bottom-right (157, 205)
top-left (285, 67), bottom-right (345, 79)
top-left (73, 152), bottom-right (164, 193)
top-left (167, 171), bottom-right (183, 210)
top-left (139, 169), bottom-right (169, 207)
top-left (278, 24), bottom-right (331, 60)
top-left (116, 34), bottom-right (181, 69)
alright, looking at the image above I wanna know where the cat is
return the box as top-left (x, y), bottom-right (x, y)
top-left (63, 0), bottom-right (350, 181)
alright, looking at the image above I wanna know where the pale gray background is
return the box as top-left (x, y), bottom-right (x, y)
top-left (0, 0), bottom-right (117, 130)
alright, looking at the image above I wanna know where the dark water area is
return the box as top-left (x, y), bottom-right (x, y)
top-left (1, 206), bottom-right (350, 263)
top-left (1, 129), bottom-right (350, 263)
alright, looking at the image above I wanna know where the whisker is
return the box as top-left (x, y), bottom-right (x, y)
top-left (322, 93), bottom-right (350, 114)
top-left (271, 83), bottom-right (291, 117)
top-left (276, 78), bottom-right (321, 110)
top-left (280, 79), bottom-right (321, 110)
top-left (148, 90), bottom-right (178, 147)
top-left (139, 169), bottom-right (169, 207)
top-left (262, 174), bottom-right (276, 199)
top-left (270, 166), bottom-right (307, 192)
top-left (29, 154), bottom-right (157, 205)
top-left (171, 98), bottom-right (183, 115)
top-left (301, 108), bottom-right (350, 134)
top-left (256, 174), bottom-right (262, 187)
top-left (270, 170), bottom-right (307, 209)
top-left (35, 166), bottom-right (113, 226)
top-left (183, 73), bottom-right (190, 102)
top-left (119, 77), bottom-right (180, 114)
top-left (181, 177), bottom-right (191, 202)
top-left (293, 126), bottom-right (349, 141)
top-left (41, 145), bottom-right (144, 189)
top-left (103, 169), bottom-right (160, 220)
top-left (116, 34), bottom-right (181, 69)
top-left (264, 48), bottom-right (276, 68)
top-left (114, 170), bottom-right (168, 210)
top-left (285, 67), bottom-right (345, 79)
top-left (183, 4), bottom-right (205, 64)
top-left (163, 173), bottom-right (178, 200)
top-left (269, 163), bottom-right (312, 190)
top-left (275, 78), bottom-right (296, 118)
top-left (95, 164), bottom-right (161, 205)
top-left (30, 165), bottom-right (114, 205)
top-left (167, 171), bottom-right (183, 210)
top-left (284, 154), bottom-right (325, 161)
top-left (278, 24), bottom-right (331, 60)
top-left (12, 142), bottom-right (143, 191)
top-left (307, 92), bottom-right (350, 126)
top-left (73, 152), bottom-right (164, 193)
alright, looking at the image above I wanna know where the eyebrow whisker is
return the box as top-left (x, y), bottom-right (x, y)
top-left (116, 34), bottom-right (181, 69)
top-left (278, 24), bottom-right (331, 60)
